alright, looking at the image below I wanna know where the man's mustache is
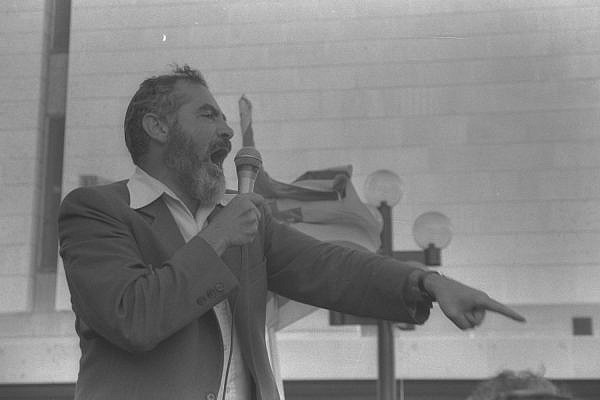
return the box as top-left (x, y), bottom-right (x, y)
top-left (209, 139), bottom-right (231, 156)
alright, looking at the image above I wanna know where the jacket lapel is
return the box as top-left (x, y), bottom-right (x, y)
top-left (136, 197), bottom-right (185, 253)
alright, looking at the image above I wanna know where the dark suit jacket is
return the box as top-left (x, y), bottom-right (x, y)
top-left (58, 180), bottom-right (430, 400)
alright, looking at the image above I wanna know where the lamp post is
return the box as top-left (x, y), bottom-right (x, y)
top-left (329, 171), bottom-right (453, 400)
top-left (364, 170), bottom-right (403, 400)
top-left (392, 211), bottom-right (452, 400)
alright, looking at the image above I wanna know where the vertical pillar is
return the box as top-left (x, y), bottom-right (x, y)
top-left (376, 202), bottom-right (395, 400)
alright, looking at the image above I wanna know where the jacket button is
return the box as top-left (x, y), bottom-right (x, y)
top-left (206, 392), bottom-right (216, 400)
top-left (207, 288), bottom-right (216, 299)
top-left (215, 282), bottom-right (225, 292)
top-left (197, 296), bottom-right (206, 306)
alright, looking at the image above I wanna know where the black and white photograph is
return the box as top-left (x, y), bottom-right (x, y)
top-left (0, 1), bottom-right (599, 399)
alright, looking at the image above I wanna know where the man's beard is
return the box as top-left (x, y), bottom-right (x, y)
top-left (163, 123), bottom-right (226, 207)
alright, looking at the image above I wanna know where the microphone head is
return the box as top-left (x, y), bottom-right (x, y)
top-left (234, 146), bottom-right (262, 171)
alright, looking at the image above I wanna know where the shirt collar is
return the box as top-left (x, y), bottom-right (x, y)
top-left (126, 166), bottom-right (234, 210)
top-left (127, 167), bottom-right (175, 210)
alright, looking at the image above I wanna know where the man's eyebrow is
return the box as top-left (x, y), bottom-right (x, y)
top-left (196, 104), bottom-right (226, 120)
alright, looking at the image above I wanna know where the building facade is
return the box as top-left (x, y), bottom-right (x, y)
top-left (1, 0), bottom-right (600, 393)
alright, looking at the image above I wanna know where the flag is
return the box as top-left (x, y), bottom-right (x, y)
top-left (258, 164), bottom-right (383, 331)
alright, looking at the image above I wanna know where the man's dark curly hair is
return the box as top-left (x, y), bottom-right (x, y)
top-left (124, 64), bottom-right (207, 165)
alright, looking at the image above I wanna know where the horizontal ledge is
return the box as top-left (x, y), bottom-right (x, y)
top-left (0, 311), bottom-right (75, 338)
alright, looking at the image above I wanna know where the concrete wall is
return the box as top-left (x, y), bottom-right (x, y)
top-left (0, 1), bottom-right (48, 313)
top-left (1, 0), bottom-right (599, 384)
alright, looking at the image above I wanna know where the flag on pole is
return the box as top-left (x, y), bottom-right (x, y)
top-left (238, 95), bottom-right (383, 328)
top-left (238, 95), bottom-right (383, 397)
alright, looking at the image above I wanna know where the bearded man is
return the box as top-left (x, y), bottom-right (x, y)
top-left (58, 65), bottom-right (525, 400)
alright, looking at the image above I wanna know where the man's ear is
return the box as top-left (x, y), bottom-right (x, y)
top-left (142, 113), bottom-right (169, 144)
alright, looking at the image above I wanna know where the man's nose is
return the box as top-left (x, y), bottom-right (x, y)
top-left (217, 122), bottom-right (234, 140)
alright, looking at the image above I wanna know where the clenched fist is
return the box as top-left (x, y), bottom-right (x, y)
top-left (198, 193), bottom-right (264, 255)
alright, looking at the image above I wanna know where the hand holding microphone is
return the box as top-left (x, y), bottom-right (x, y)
top-left (198, 147), bottom-right (264, 254)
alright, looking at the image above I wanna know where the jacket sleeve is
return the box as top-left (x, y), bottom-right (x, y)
top-left (261, 204), bottom-right (431, 324)
top-left (58, 186), bottom-right (239, 353)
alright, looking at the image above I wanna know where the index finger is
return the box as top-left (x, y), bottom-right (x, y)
top-left (479, 296), bottom-right (526, 322)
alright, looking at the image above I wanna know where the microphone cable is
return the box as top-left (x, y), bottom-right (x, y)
top-left (220, 289), bottom-right (238, 400)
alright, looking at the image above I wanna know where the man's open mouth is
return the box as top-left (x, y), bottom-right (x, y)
top-left (209, 141), bottom-right (231, 169)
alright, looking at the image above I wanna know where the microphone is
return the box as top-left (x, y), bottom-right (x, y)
top-left (234, 147), bottom-right (262, 194)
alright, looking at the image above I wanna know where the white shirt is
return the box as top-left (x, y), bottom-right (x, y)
top-left (127, 167), bottom-right (250, 400)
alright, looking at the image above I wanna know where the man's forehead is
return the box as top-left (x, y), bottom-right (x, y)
top-left (173, 80), bottom-right (217, 107)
